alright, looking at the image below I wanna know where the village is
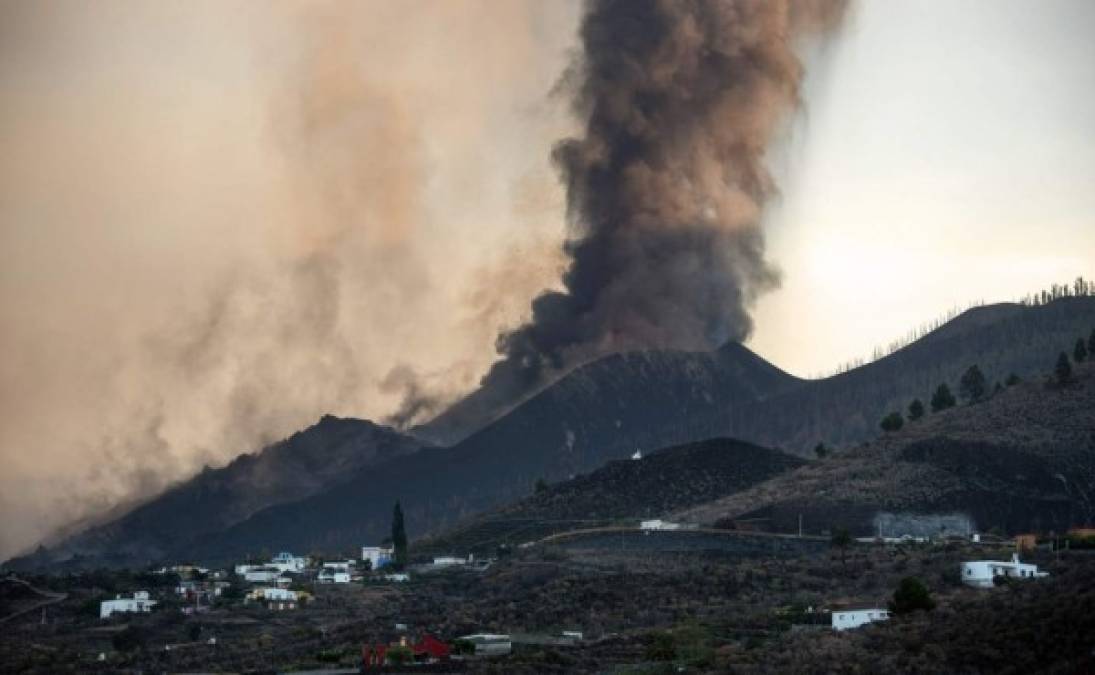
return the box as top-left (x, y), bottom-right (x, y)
top-left (7, 519), bottom-right (1084, 673)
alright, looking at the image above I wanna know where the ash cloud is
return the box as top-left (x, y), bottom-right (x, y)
top-left (0, 1), bottom-right (578, 560)
top-left (429, 0), bottom-right (849, 440)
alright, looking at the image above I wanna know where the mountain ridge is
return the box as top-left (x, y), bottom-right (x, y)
top-left (8, 297), bottom-right (1094, 569)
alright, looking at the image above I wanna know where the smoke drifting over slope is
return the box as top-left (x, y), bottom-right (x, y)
top-left (429, 0), bottom-right (848, 439)
top-left (0, 1), bottom-right (576, 559)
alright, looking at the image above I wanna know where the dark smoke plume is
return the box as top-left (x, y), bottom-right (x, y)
top-left (424, 0), bottom-right (847, 442)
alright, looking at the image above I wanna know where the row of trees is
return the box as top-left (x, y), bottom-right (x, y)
top-left (879, 363), bottom-right (996, 433)
top-left (1016, 276), bottom-right (1094, 307)
top-left (1054, 329), bottom-right (1094, 385)
top-left (879, 327), bottom-right (1094, 433)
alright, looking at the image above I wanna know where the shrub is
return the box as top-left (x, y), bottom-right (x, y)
top-left (889, 577), bottom-right (935, 615)
top-left (645, 631), bottom-right (676, 661)
top-left (880, 412), bottom-right (904, 433)
top-left (112, 625), bottom-right (149, 653)
top-left (386, 645), bottom-right (413, 665)
top-left (907, 399), bottom-right (924, 421)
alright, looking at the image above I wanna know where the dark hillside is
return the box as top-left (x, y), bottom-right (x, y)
top-left (7, 416), bottom-right (424, 570)
top-left (16, 298), bottom-right (1094, 569)
top-left (414, 438), bottom-right (804, 556)
top-left (676, 359), bottom-right (1095, 536)
top-left (704, 296), bottom-right (1095, 452)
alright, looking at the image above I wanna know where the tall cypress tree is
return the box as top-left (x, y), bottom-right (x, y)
top-left (1055, 352), bottom-right (1072, 385)
top-left (1075, 338), bottom-right (1088, 363)
top-left (391, 501), bottom-right (408, 569)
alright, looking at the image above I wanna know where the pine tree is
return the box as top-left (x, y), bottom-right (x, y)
top-left (391, 501), bottom-right (408, 570)
top-left (930, 384), bottom-right (956, 412)
top-left (1088, 329), bottom-right (1095, 355)
top-left (959, 365), bottom-right (987, 402)
top-left (1075, 338), bottom-right (1088, 363)
top-left (907, 399), bottom-right (924, 421)
top-left (814, 443), bottom-right (829, 459)
top-left (1055, 352), bottom-right (1072, 385)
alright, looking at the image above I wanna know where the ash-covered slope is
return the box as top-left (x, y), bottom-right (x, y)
top-left (414, 437), bottom-right (805, 557)
top-left (178, 346), bottom-right (801, 563)
top-left (6, 416), bottom-right (424, 570)
top-left (674, 359), bottom-right (1095, 536)
top-left (177, 300), bottom-right (1093, 561)
top-left (15, 298), bottom-right (1093, 569)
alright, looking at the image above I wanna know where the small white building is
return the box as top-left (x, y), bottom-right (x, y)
top-left (631, 450), bottom-right (642, 460)
top-left (243, 567), bottom-right (281, 583)
top-left (361, 545), bottom-right (393, 569)
top-left (246, 586), bottom-right (303, 610)
top-left (317, 569), bottom-right (351, 584)
top-left (433, 556), bottom-right (467, 566)
top-left (383, 573), bottom-right (411, 583)
top-left (640, 519), bottom-right (681, 531)
top-left (100, 591), bottom-right (157, 619)
top-left (268, 551), bottom-right (308, 573)
top-left (457, 634), bottom-right (512, 656)
top-left (323, 560), bottom-right (355, 572)
top-left (831, 608), bottom-right (890, 631)
top-left (961, 553), bottom-right (1048, 588)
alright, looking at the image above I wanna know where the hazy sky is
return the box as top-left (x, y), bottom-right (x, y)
top-left (0, 0), bottom-right (1093, 558)
top-left (753, 0), bottom-right (1095, 375)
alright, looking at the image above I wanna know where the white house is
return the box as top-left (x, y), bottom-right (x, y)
top-left (246, 586), bottom-right (304, 610)
top-left (268, 551), bottom-right (307, 573)
top-left (640, 519), bottom-right (681, 531)
top-left (361, 545), bottom-right (393, 569)
top-left (323, 560), bottom-right (355, 572)
top-left (383, 573), bottom-right (411, 583)
top-left (961, 553), bottom-right (1048, 588)
top-left (433, 555), bottom-right (471, 566)
top-left (456, 634), bottom-right (512, 656)
top-left (831, 608), bottom-right (890, 631)
top-left (100, 591), bottom-right (157, 619)
top-left (317, 569), bottom-right (351, 584)
top-left (243, 567), bottom-right (281, 583)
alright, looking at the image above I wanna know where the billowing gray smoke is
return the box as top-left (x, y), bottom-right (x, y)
top-left (424, 0), bottom-right (848, 442)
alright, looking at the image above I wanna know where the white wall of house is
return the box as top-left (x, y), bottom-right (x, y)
top-left (961, 554), bottom-right (1047, 588)
top-left (100, 592), bottom-right (157, 619)
top-left (249, 587), bottom-right (297, 601)
top-left (640, 519), bottom-right (681, 531)
top-left (458, 634), bottom-right (513, 655)
top-left (361, 546), bottom-right (393, 569)
top-left (832, 608), bottom-right (890, 631)
top-left (244, 569), bottom-right (280, 583)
